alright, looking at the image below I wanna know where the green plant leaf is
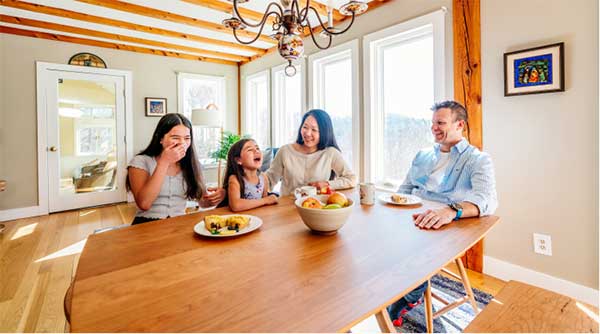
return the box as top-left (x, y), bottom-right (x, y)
top-left (209, 131), bottom-right (251, 161)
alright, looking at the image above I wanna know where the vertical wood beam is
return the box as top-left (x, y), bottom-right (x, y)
top-left (453, 0), bottom-right (484, 272)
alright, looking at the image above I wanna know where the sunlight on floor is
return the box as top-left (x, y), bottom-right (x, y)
top-left (10, 223), bottom-right (38, 240)
top-left (79, 210), bottom-right (96, 217)
top-left (35, 239), bottom-right (87, 263)
top-left (490, 298), bottom-right (503, 305)
top-left (576, 302), bottom-right (599, 323)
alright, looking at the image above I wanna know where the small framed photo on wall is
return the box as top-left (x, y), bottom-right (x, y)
top-left (504, 42), bottom-right (564, 96)
top-left (145, 97), bottom-right (167, 117)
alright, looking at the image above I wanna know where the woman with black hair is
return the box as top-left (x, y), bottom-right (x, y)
top-left (265, 109), bottom-right (357, 196)
top-left (127, 113), bottom-right (225, 225)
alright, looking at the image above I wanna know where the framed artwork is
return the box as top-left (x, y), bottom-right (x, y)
top-left (504, 42), bottom-right (564, 96)
top-left (145, 97), bottom-right (167, 117)
top-left (68, 53), bottom-right (107, 68)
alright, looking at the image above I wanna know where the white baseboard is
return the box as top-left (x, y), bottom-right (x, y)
top-left (484, 255), bottom-right (599, 307)
top-left (0, 206), bottom-right (46, 222)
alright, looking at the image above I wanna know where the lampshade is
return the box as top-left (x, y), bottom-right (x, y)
top-left (192, 106), bottom-right (221, 127)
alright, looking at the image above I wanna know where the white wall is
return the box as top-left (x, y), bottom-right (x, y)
top-left (0, 34), bottom-right (237, 210)
top-left (482, 0), bottom-right (598, 289)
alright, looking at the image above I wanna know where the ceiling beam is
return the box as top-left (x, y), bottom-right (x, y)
top-left (298, 0), bottom-right (344, 21)
top-left (181, 0), bottom-right (277, 25)
top-left (75, 0), bottom-right (276, 45)
top-left (244, 0), bottom-right (390, 64)
top-left (0, 0), bottom-right (266, 55)
top-left (0, 26), bottom-right (238, 65)
top-left (0, 14), bottom-right (249, 62)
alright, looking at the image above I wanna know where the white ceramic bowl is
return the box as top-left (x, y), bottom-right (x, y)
top-left (294, 194), bottom-right (354, 235)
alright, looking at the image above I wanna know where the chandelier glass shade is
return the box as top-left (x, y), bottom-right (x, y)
top-left (222, 0), bottom-right (368, 76)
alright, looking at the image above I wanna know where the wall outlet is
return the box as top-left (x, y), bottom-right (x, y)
top-left (533, 233), bottom-right (552, 256)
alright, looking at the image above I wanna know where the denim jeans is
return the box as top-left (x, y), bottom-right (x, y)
top-left (387, 281), bottom-right (428, 319)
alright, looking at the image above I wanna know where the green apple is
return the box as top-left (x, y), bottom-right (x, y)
top-left (323, 203), bottom-right (342, 210)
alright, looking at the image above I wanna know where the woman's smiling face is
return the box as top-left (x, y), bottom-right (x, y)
top-left (300, 115), bottom-right (320, 149)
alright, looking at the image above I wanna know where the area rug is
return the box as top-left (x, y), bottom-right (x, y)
top-left (396, 274), bottom-right (494, 333)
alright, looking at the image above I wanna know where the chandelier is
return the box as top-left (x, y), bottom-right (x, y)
top-left (222, 0), bottom-right (368, 76)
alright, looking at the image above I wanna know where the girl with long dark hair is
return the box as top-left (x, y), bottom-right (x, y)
top-left (127, 113), bottom-right (225, 225)
top-left (222, 138), bottom-right (278, 212)
top-left (264, 109), bottom-right (357, 196)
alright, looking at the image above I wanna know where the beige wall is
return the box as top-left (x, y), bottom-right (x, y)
top-left (482, 0), bottom-right (598, 289)
top-left (0, 34), bottom-right (238, 210)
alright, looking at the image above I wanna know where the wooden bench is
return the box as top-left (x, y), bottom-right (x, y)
top-left (464, 280), bottom-right (598, 333)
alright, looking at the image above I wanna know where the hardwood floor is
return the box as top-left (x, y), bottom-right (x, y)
top-left (0, 203), bottom-right (505, 332)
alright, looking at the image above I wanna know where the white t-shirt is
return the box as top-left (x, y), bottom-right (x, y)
top-left (425, 151), bottom-right (451, 192)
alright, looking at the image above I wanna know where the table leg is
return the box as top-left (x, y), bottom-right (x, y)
top-left (424, 280), bottom-right (433, 333)
top-left (455, 258), bottom-right (480, 313)
top-left (375, 309), bottom-right (396, 333)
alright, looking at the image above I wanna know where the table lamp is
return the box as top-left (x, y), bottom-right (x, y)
top-left (191, 104), bottom-right (224, 185)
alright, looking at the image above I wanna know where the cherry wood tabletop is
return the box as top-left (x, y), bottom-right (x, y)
top-left (70, 191), bottom-right (499, 332)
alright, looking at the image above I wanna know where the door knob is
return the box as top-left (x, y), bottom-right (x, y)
top-left (48, 146), bottom-right (58, 152)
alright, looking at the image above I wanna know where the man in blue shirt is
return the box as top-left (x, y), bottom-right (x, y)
top-left (388, 100), bottom-right (498, 326)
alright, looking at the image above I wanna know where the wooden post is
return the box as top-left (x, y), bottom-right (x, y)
top-left (453, 0), bottom-right (484, 272)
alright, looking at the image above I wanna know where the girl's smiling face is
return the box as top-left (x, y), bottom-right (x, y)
top-left (161, 125), bottom-right (191, 152)
top-left (237, 140), bottom-right (262, 170)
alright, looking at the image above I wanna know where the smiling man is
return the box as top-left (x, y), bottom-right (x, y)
top-left (387, 100), bottom-right (498, 326)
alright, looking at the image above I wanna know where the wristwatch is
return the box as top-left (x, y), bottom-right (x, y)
top-left (448, 202), bottom-right (463, 220)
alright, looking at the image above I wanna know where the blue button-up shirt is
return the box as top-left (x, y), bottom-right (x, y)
top-left (397, 138), bottom-right (498, 216)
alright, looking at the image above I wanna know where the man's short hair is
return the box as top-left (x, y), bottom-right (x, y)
top-left (431, 100), bottom-right (468, 123)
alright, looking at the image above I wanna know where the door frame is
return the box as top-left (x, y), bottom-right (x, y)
top-left (35, 61), bottom-right (133, 215)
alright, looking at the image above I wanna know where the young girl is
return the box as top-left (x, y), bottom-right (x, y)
top-left (127, 114), bottom-right (225, 225)
top-left (223, 139), bottom-right (278, 212)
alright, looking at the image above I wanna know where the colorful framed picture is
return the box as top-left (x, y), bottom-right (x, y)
top-left (504, 42), bottom-right (564, 96)
top-left (145, 97), bottom-right (167, 117)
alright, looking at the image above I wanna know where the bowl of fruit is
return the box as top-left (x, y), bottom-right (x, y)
top-left (294, 192), bottom-right (354, 235)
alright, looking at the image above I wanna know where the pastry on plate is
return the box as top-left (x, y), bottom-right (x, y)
top-left (391, 194), bottom-right (408, 204)
top-left (226, 215), bottom-right (250, 230)
top-left (204, 215), bottom-right (226, 232)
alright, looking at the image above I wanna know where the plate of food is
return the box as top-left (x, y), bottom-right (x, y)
top-left (378, 193), bottom-right (422, 206)
top-left (193, 214), bottom-right (262, 237)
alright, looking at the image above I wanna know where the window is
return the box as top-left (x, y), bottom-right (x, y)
top-left (243, 70), bottom-right (270, 148)
top-left (177, 73), bottom-right (226, 165)
top-left (309, 40), bottom-right (360, 174)
top-left (74, 107), bottom-right (116, 156)
top-left (272, 62), bottom-right (305, 148)
top-left (364, 10), bottom-right (446, 187)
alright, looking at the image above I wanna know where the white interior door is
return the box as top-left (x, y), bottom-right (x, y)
top-left (45, 70), bottom-right (127, 212)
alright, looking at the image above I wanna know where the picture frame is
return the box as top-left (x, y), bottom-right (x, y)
top-left (145, 97), bottom-right (167, 117)
top-left (504, 42), bottom-right (564, 96)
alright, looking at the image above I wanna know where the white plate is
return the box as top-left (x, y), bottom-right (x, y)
top-left (193, 215), bottom-right (263, 238)
top-left (378, 193), bottom-right (422, 206)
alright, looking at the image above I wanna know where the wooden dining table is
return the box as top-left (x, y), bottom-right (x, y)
top-left (70, 190), bottom-right (499, 332)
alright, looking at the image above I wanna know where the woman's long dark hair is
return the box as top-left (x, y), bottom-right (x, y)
top-left (296, 109), bottom-right (340, 151)
top-left (222, 139), bottom-right (254, 202)
top-left (127, 113), bottom-right (205, 200)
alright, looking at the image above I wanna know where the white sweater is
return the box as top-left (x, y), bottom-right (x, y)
top-left (265, 144), bottom-right (357, 196)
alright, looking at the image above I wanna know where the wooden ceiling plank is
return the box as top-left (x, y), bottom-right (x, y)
top-left (0, 0), bottom-right (267, 55)
top-left (0, 25), bottom-right (238, 65)
top-left (75, 0), bottom-right (276, 44)
top-left (181, 0), bottom-right (277, 25)
top-left (0, 14), bottom-right (248, 62)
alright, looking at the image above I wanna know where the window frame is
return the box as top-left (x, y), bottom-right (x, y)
top-left (308, 39), bottom-right (361, 176)
top-left (242, 69), bottom-right (271, 148)
top-left (271, 59), bottom-right (306, 148)
top-left (74, 119), bottom-right (115, 156)
top-left (176, 72), bottom-right (226, 167)
top-left (362, 10), bottom-right (446, 184)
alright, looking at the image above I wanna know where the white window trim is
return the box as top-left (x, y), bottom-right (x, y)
top-left (74, 119), bottom-right (115, 156)
top-left (308, 39), bottom-right (361, 176)
top-left (271, 59), bottom-right (306, 148)
top-left (176, 72), bottom-right (226, 124)
top-left (242, 69), bottom-right (271, 144)
top-left (362, 9), bottom-right (446, 183)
